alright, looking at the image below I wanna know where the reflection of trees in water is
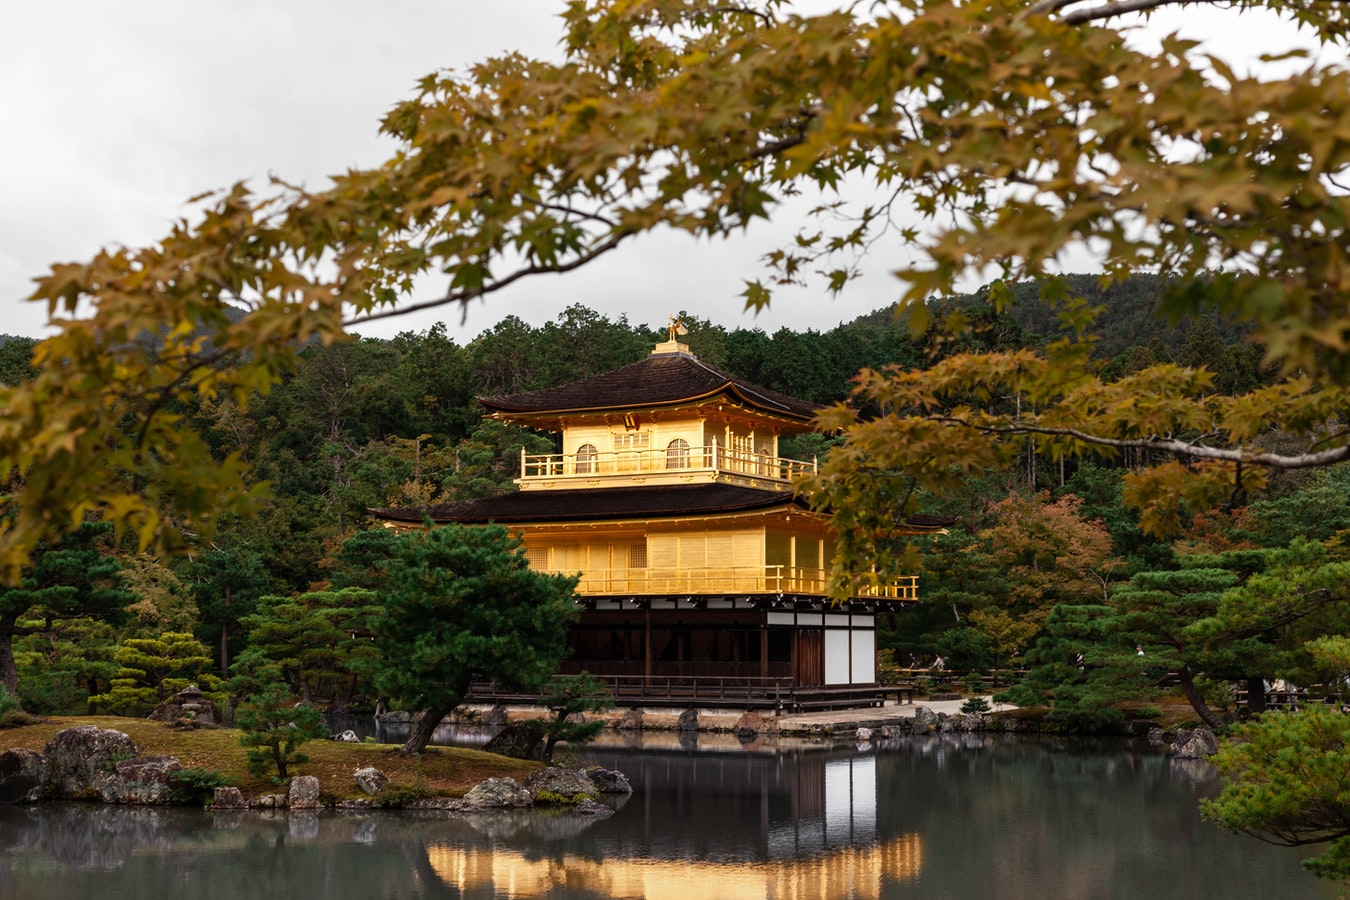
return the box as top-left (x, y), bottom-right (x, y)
top-left (0, 809), bottom-right (538, 900)
top-left (0, 804), bottom-right (212, 871)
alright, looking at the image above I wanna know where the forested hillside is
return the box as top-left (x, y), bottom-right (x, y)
top-left (0, 275), bottom-right (1332, 725)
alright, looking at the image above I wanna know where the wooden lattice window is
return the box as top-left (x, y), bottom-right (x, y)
top-left (575, 443), bottom-right (598, 473)
top-left (666, 438), bottom-right (690, 469)
top-left (628, 543), bottom-right (648, 568)
top-left (612, 432), bottom-right (650, 450)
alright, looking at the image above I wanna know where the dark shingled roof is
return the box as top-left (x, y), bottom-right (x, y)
top-left (370, 483), bottom-right (810, 525)
top-left (479, 350), bottom-right (822, 421)
top-left (370, 485), bottom-right (957, 532)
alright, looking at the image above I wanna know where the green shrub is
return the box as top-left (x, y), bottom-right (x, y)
top-left (170, 768), bottom-right (237, 806)
top-left (0, 687), bottom-right (40, 728)
top-left (236, 682), bottom-right (328, 779)
top-left (533, 789), bottom-right (588, 806)
top-left (961, 697), bottom-right (992, 715)
top-left (376, 783), bottom-right (435, 808)
top-left (15, 671), bottom-right (85, 716)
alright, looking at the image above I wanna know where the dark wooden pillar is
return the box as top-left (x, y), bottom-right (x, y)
top-left (760, 622), bottom-right (768, 679)
top-left (644, 609), bottom-right (652, 680)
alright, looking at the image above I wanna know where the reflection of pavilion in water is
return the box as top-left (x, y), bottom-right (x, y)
top-left (426, 837), bottom-right (922, 899)
top-left (425, 753), bottom-right (923, 898)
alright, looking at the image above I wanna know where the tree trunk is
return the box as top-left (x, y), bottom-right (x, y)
top-left (1177, 667), bottom-right (1224, 729)
top-left (1246, 675), bottom-right (1266, 714)
top-left (0, 636), bottom-right (17, 700)
top-left (220, 587), bottom-right (232, 674)
top-left (400, 704), bottom-right (451, 756)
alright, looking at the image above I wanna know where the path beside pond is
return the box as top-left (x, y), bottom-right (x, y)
top-left (774, 695), bottom-right (1007, 736)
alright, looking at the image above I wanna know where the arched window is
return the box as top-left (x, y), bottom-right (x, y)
top-left (757, 448), bottom-right (771, 476)
top-left (666, 438), bottom-right (690, 469)
top-left (575, 443), bottom-right (598, 474)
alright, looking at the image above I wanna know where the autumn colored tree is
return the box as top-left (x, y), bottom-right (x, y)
top-left (1008, 540), bottom-right (1350, 728)
top-left (974, 493), bottom-right (1123, 654)
top-left (4, 0), bottom-right (1350, 585)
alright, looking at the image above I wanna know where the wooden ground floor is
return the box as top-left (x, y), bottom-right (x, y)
top-left (472, 595), bottom-right (887, 711)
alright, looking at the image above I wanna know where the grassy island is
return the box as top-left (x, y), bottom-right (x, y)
top-left (0, 716), bottom-right (540, 804)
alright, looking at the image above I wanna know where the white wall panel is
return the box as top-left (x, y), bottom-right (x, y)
top-left (825, 629), bottom-right (850, 685)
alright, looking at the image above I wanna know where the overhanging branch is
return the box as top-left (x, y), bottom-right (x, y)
top-left (931, 415), bottom-right (1350, 470)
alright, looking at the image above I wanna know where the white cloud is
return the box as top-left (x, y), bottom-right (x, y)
top-left (0, 1), bottom-right (1334, 342)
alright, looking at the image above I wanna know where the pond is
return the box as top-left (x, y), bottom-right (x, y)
top-left (0, 733), bottom-right (1333, 899)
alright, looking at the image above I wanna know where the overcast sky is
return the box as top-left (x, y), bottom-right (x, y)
top-left (0, 2), bottom-right (1327, 344)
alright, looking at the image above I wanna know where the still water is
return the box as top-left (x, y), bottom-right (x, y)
top-left (0, 732), bottom-right (1333, 899)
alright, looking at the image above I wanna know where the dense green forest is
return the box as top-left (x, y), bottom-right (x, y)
top-left (0, 274), bottom-right (1340, 730)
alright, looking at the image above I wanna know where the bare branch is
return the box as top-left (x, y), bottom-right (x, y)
top-left (344, 227), bottom-right (637, 328)
top-left (1024, 0), bottom-right (1204, 25)
top-left (931, 415), bottom-right (1350, 470)
top-left (519, 195), bottom-right (620, 228)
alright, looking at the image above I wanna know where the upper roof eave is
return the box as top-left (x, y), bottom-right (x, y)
top-left (477, 352), bottom-right (823, 423)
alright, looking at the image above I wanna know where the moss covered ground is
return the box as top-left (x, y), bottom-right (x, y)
top-left (0, 715), bottom-right (540, 802)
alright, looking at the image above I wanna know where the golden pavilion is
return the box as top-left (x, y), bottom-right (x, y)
top-left (371, 334), bottom-right (945, 709)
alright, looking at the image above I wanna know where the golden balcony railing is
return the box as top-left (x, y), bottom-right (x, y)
top-left (520, 441), bottom-right (817, 484)
top-left (535, 564), bottom-right (918, 601)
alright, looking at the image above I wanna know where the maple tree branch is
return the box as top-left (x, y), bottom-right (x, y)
top-left (519, 195), bottom-right (620, 228)
top-left (344, 227), bottom-right (637, 328)
top-left (709, 4), bottom-right (775, 27)
top-left (1024, 0), bottom-right (1200, 25)
top-left (930, 415), bottom-right (1350, 469)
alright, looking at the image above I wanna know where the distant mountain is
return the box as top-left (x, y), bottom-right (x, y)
top-left (841, 273), bottom-right (1253, 362)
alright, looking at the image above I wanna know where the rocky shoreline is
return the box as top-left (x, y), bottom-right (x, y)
top-left (0, 723), bottom-right (632, 815)
top-left (1, 710), bottom-right (1219, 812)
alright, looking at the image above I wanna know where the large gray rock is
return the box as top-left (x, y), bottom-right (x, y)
top-left (734, 711), bottom-right (773, 737)
top-left (586, 767), bottom-right (632, 795)
top-left (912, 707), bottom-right (939, 730)
top-left (353, 767), bottom-right (389, 797)
top-left (1172, 726), bottom-right (1219, 759)
top-left (676, 709), bottom-right (699, 732)
top-left (482, 721), bottom-right (546, 760)
top-left (615, 709), bottom-right (644, 730)
top-left (288, 775), bottom-right (322, 809)
top-left (332, 730), bottom-right (360, 743)
top-left (523, 767), bottom-right (599, 805)
top-left (212, 787), bottom-right (248, 809)
top-left (44, 726), bottom-right (138, 799)
top-left (100, 755), bottom-right (183, 804)
top-left (463, 777), bottom-right (534, 808)
top-left (0, 748), bottom-right (47, 803)
top-left (574, 798), bottom-right (615, 818)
